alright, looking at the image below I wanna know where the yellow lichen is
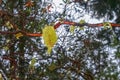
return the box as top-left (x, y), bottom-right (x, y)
top-left (5, 21), bottom-right (13, 29)
top-left (103, 22), bottom-right (112, 29)
top-left (15, 32), bottom-right (23, 39)
top-left (70, 25), bottom-right (75, 33)
top-left (42, 26), bottom-right (57, 54)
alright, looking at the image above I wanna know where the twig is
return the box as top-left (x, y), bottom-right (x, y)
top-left (0, 21), bottom-right (120, 37)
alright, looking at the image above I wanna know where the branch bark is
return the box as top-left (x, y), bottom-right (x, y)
top-left (0, 21), bottom-right (120, 37)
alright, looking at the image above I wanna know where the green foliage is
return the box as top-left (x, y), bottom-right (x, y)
top-left (89, 0), bottom-right (120, 21)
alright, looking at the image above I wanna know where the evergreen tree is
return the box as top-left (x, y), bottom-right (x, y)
top-left (0, 0), bottom-right (119, 80)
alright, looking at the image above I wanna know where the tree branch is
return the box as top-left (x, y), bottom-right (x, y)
top-left (54, 21), bottom-right (120, 28)
top-left (0, 21), bottom-right (120, 37)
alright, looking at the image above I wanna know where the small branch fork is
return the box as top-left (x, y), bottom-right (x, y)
top-left (0, 21), bottom-right (120, 37)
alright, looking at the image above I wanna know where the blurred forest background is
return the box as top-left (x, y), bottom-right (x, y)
top-left (0, 0), bottom-right (120, 80)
